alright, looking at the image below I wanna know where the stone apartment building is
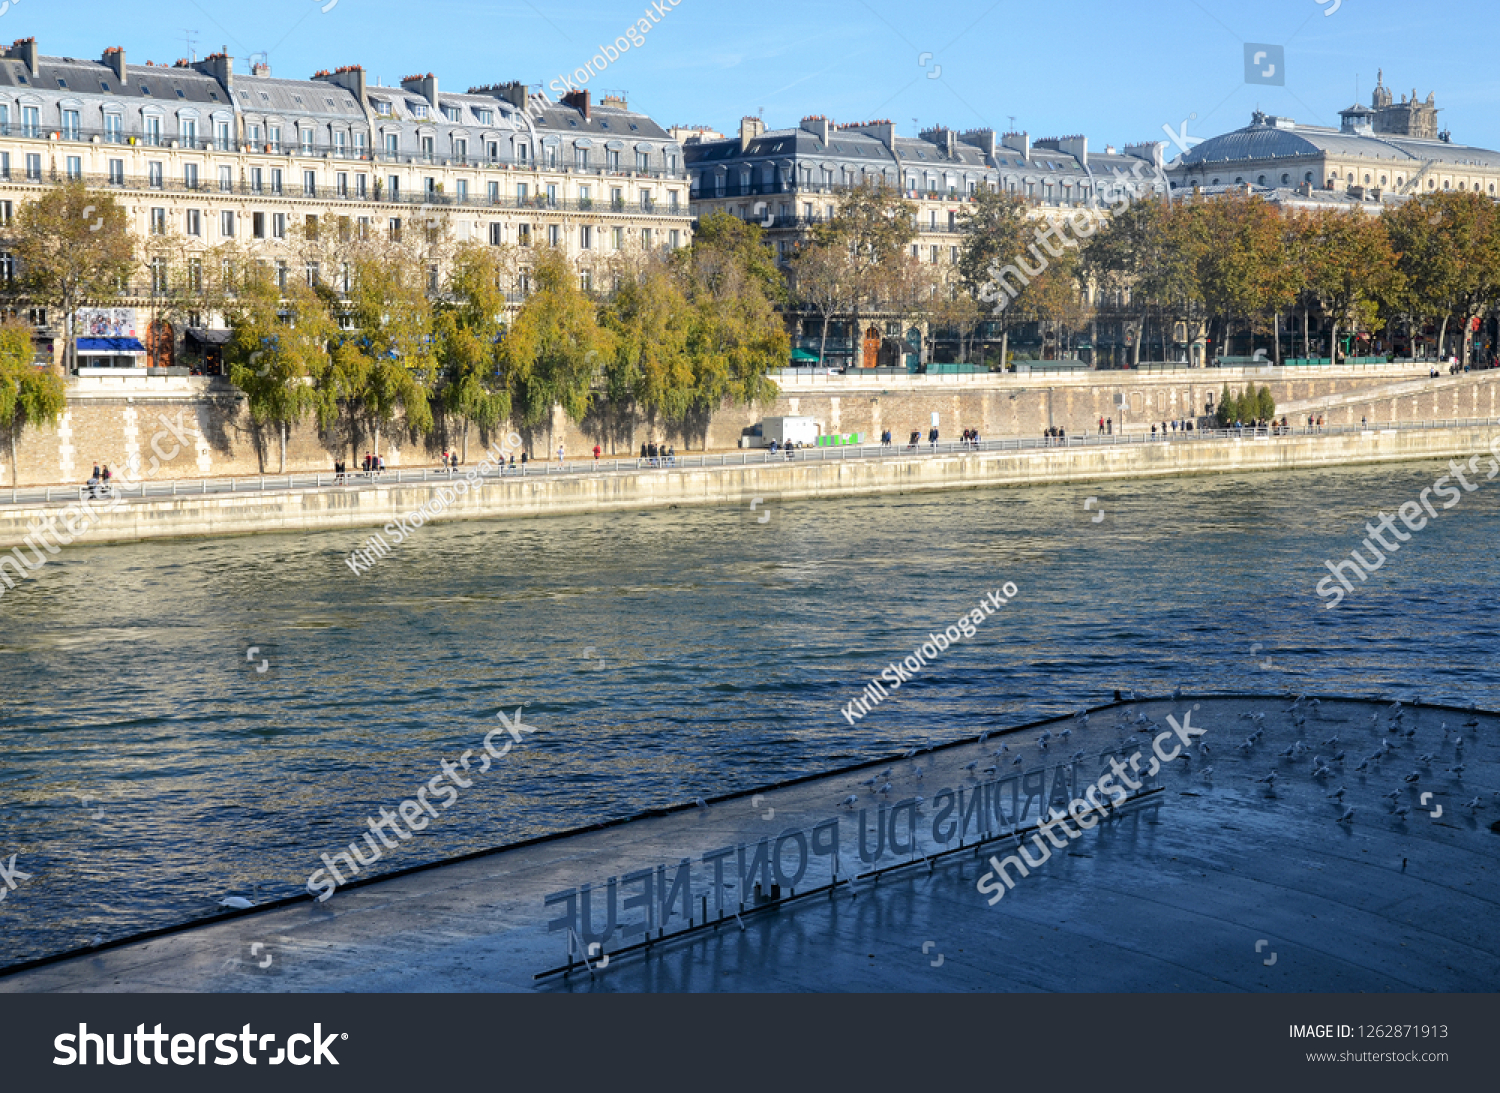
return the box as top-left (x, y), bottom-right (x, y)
top-left (684, 114), bottom-right (1165, 367)
top-left (0, 37), bottom-right (691, 372)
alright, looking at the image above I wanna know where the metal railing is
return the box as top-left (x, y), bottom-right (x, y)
top-left (0, 127), bottom-right (689, 179)
top-left (6, 416), bottom-right (1498, 510)
top-left (0, 172), bottom-right (689, 218)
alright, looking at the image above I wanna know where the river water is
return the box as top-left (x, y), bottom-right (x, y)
top-left (2, 458), bottom-right (1498, 967)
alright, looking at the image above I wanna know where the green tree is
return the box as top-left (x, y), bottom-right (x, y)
top-left (503, 246), bottom-right (613, 427)
top-left (672, 212), bottom-right (787, 413)
top-left (811, 183), bottom-right (915, 366)
top-left (436, 244), bottom-right (514, 460)
top-left (330, 249), bottom-right (437, 460)
top-left (958, 188), bottom-right (1034, 367)
top-left (1216, 382), bottom-right (1237, 426)
top-left (11, 182), bottom-right (134, 375)
top-left (1293, 209), bottom-right (1402, 364)
top-left (226, 266), bottom-right (338, 472)
top-left (1258, 384), bottom-right (1277, 422)
top-left (599, 254), bottom-right (695, 418)
top-left (0, 318), bottom-right (65, 486)
top-left (1383, 192), bottom-right (1500, 364)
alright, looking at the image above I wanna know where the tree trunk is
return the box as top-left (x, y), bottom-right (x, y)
top-left (9, 428), bottom-right (16, 488)
top-left (1330, 319), bottom-right (1340, 365)
top-left (1001, 327), bottom-right (1010, 371)
top-left (374, 425), bottom-right (382, 464)
top-left (1437, 316), bottom-right (1450, 362)
top-left (818, 314), bottom-right (830, 365)
top-left (278, 422), bottom-right (287, 473)
top-left (1302, 308), bottom-right (1309, 362)
top-left (1273, 311), bottom-right (1281, 366)
top-left (1132, 313), bottom-right (1144, 367)
top-left (462, 420), bottom-right (470, 462)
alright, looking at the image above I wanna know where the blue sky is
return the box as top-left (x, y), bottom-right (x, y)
top-left (9, 0), bottom-right (1499, 151)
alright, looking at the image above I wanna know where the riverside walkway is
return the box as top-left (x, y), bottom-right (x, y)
top-left (3, 416), bottom-right (1496, 511)
top-left (2, 695), bottom-right (1495, 993)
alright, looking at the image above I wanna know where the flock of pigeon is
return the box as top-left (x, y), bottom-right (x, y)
top-left (1235, 695), bottom-right (1490, 827)
top-left (816, 691), bottom-right (1492, 834)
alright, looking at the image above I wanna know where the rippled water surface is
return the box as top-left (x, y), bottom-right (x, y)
top-left (2, 460), bottom-right (1498, 966)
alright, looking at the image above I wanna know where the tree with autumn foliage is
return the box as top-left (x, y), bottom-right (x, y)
top-left (1383, 192), bottom-right (1500, 364)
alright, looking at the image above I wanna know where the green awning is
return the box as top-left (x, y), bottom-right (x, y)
top-left (790, 349), bottom-right (821, 362)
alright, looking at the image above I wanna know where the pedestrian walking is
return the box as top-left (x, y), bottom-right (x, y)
top-left (557, 443), bottom-right (565, 465)
top-left (1098, 417), bottom-right (1104, 435)
top-left (593, 444), bottom-right (601, 463)
top-left (928, 425), bottom-right (939, 450)
top-left (451, 452), bottom-right (460, 472)
top-left (1106, 417), bottom-right (1112, 435)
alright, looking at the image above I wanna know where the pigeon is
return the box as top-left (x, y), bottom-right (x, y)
top-left (1403, 727), bottom-right (1416, 738)
top-left (994, 744), bottom-right (1009, 756)
top-left (1037, 739), bottom-right (1049, 750)
top-left (963, 760), bottom-right (978, 772)
top-left (1382, 789), bottom-right (1401, 802)
top-left (1455, 736), bottom-right (1466, 754)
top-left (1381, 739), bottom-right (1396, 754)
top-left (982, 765), bottom-right (997, 776)
top-left (1279, 744), bottom-right (1297, 758)
top-left (1327, 786), bottom-right (1347, 800)
top-left (1322, 735), bottom-right (1340, 748)
top-left (904, 747), bottom-right (919, 759)
top-left (1039, 730), bottom-right (1054, 742)
top-left (1254, 771), bottom-right (1277, 784)
top-left (1446, 763), bottom-right (1466, 777)
top-left (860, 776), bottom-right (879, 787)
top-left (1238, 739), bottom-right (1255, 753)
top-left (1136, 714), bottom-right (1149, 726)
top-left (913, 766), bottom-right (925, 780)
top-left (1172, 686), bottom-right (1183, 702)
top-left (1353, 758), bottom-right (1369, 772)
top-left (1012, 754), bottom-right (1024, 766)
top-left (1403, 771), bottom-right (1421, 783)
top-left (877, 782), bottom-right (894, 795)
top-left (695, 798), bottom-right (710, 809)
top-left (1466, 797), bottom-right (1484, 813)
top-left (1199, 766), bottom-right (1214, 778)
top-left (1060, 728), bottom-right (1073, 740)
top-left (1417, 753), bottom-right (1434, 765)
top-left (1292, 740), bottom-right (1308, 756)
top-left (1370, 713), bottom-right (1380, 727)
top-left (1393, 805), bottom-right (1410, 819)
top-left (1463, 716), bottom-right (1479, 729)
top-left (1390, 700), bottom-right (1403, 712)
top-left (841, 795), bottom-right (859, 809)
top-left (978, 731), bottom-right (990, 745)
top-left (877, 768), bottom-right (892, 781)
top-left (1199, 743), bottom-right (1211, 757)
top-left (1440, 722), bottom-right (1451, 737)
top-left (1336, 808), bottom-right (1355, 824)
top-left (1072, 749), bottom-right (1087, 762)
top-left (1332, 751), bottom-right (1345, 764)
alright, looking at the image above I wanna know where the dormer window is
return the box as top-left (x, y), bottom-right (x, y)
top-left (476, 109), bottom-right (493, 124)
top-left (374, 100), bottom-right (392, 116)
top-left (100, 80), bottom-right (110, 92)
top-left (441, 105), bottom-right (460, 121)
top-left (176, 88), bottom-right (186, 98)
top-left (140, 84), bottom-right (152, 96)
top-left (411, 103), bottom-right (428, 119)
top-left (56, 78), bottom-right (66, 88)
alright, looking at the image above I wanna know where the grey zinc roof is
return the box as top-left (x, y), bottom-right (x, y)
top-left (528, 100), bottom-right (669, 141)
top-left (0, 55), bottom-right (229, 106)
top-left (236, 75), bottom-right (363, 121)
top-left (1181, 120), bottom-right (1500, 169)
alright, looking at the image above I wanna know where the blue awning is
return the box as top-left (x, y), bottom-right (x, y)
top-left (77, 338), bottom-right (147, 354)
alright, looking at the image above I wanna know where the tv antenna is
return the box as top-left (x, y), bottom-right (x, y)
top-left (181, 29), bottom-right (199, 63)
top-left (1008, 115), bottom-right (1016, 132)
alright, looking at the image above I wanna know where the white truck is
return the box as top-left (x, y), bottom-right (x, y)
top-left (756, 416), bottom-right (821, 448)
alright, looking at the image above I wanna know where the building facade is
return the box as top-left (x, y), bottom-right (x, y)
top-left (0, 37), bottom-right (691, 372)
top-left (1170, 75), bottom-right (1500, 202)
top-left (685, 115), bottom-right (1163, 367)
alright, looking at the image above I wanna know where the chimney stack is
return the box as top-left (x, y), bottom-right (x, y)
top-left (320, 64), bottom-right (366, 106)
top-left (800, 115), bottom-right (832, 144)
top-left (1001, 130), bottom-right (1030, 159)
top-left (402, 72), bottom-right (439, 110)
top-left (194, 51), bottom-right (233, 92)
top-left (9, 37), bottom-right (38, 79)
top-left (739, 115), bottom-right (765, 152)
top-left (102, 45), bottom-right (126, 83)
top-left (561, 88), bottom-right (591, 120)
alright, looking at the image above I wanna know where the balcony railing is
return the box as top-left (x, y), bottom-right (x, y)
top-left (0, 125), bottom-right (687, 178)
top-left (0, 171), bottom-right (693, 218)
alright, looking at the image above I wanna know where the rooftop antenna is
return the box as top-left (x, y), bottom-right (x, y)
top-left (181, 29), bottom-right (199, 63)
top-left (1008, 115), bottom-right (1016, 131)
